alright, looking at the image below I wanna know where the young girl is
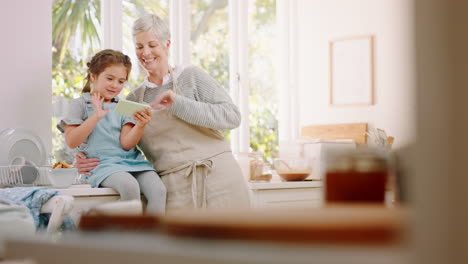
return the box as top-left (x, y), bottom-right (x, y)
top-left (58, 49), bottom-right (166, 215)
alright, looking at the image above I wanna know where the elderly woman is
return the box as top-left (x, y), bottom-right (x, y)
top-left (75, 14), bottom-right (249, 210)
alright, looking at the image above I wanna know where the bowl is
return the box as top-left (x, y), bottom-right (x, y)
top-left (274, 158), bottom-right (312, 181)
top-left (48, 168), bottom-right (78, 188)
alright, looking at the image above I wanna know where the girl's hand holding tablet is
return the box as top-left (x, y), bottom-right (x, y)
top-left (133, 108), bottom-right (152, 128)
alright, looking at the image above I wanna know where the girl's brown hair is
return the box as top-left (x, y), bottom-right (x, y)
top-left (82, 49), bottom-right (132, 94)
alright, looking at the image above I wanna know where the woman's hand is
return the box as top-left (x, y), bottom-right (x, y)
top-left (91, 93), bottom-right (110, 119)
top-left (150, 90), bottom-right (176, 109)
top-left (133, 107), bottom-right (152, 128)
top-left (74, 152), bottom-right (99, 175)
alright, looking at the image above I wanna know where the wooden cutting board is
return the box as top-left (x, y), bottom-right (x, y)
top-left (301, 123), bottom-right (368, 145)
top-left (79, 214), bottom-right (160, 231)
top-left (160, 205), bottom-right (408, 245)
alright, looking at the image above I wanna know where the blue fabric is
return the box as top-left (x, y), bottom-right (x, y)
top-left (77, 93), bottom-right (155, 188)
top-left (0, 187), bottom-right (75, 230)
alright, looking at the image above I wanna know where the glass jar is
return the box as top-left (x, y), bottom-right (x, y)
top-left (325, 149), bottom-right (389, 204)
top-left (251, 162), bottom-right (273, 182)
top-left (234, 152), bottom-right (262, 181)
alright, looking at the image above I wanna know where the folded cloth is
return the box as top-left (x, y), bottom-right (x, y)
top-left (0, 199), bottom-right (35, 257)
top-left (0, 187), bottom-right (75, 230)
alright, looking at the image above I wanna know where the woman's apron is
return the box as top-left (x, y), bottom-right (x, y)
top-left (137, 71), bottom-right (249, 210)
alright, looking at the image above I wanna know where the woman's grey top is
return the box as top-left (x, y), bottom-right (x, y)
top-left (126, 65), bottom-right (241, 131)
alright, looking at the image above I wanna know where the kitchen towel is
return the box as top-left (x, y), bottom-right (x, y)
top-left (0, 187), bottom-right (75, 230)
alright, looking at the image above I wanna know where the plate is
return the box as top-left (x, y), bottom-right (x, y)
top-left (10, 156), bottom-right (39, 184)
top-left (0, 128), bottom-right (47, 166)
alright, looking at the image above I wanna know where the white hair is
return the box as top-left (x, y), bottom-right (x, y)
top-left (132, 14), bottom-right (171, 43)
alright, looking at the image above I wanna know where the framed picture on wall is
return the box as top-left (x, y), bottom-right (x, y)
top-left (329, 35), bottom-right (375, 106)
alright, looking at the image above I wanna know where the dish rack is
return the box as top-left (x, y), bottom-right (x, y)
top-left (0, 165), bottom-right (52, 187)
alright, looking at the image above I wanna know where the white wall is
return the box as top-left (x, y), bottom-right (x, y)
top-left (0, 0), bottom-right (52, 152)
top-left (296, 0), bottom-right (415, 147)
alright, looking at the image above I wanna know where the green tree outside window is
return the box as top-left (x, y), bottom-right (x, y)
top-left (52, 0), bottom-right (277, 163)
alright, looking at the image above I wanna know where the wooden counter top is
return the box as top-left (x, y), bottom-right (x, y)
top-left (162, 204), bottom-right (409, 245)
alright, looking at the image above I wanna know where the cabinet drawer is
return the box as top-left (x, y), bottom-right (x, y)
top-left (257, 188), bottom-right (322, 201)
top-left (251, 188), bottom-right (323, 208)
top-left (70, 195), bottom-right (120, 224)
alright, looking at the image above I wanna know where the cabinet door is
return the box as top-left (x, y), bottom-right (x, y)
top-left (251, 188), bottom-right (323, 208)
top-left (70, 195), bottom-right (120, 224)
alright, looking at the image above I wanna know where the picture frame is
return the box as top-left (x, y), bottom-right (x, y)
top-left (329, 35), bottom-right (375, 106)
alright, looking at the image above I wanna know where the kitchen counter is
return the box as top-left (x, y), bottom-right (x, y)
top-left (53, 184), bottom-right (120, 224)
top-left (55, 184), bottom-right (118, 196)
top-left (56, 181), bottom-right (324, 213)
top-left (62, 180), bottom-right (322, 193)
top-left (55, 180), bottom-right (325, 222)
top-left (247, 180), bottom-right (323, 208)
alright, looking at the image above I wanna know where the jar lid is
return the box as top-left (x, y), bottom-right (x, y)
top-left (353, 150), bottom-right (388, 172)
top-left (354, 156), bottom-right (387, 172)
top-left (327, 148), bottom-right (389, 173)
top-left (327, 156), bottom-right (353, 172)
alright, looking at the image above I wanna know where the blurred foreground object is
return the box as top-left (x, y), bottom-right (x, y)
top-left (85, 199), bottom-right (143, 216)
top-left (325, 148), bottom-right (391, 204)
top-left (79, 200), bottom-right (159, 231)
top-left (79, 214), bottom-right (159, 232)
top-left (160, 205), bottom-right (408, 245)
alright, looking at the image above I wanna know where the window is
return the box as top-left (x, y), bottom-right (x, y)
top-left (191, 0), bottom-right (230, 91)
top-left (191, 0), bottom-right (232, 139)
top-left (52, 0), bottom-right (102, 163)
top-left (122, 0), bottom-right (169, 89)
top-left (248, 0), bottom-right (277, 161)
top-left (52, 0), bottom-right (279, 163)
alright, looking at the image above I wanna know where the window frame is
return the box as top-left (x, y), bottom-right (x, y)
top-left (101, 0), bottom-right (293, 153)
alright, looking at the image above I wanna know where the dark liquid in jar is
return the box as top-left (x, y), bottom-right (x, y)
top-left (325, 170), bottom-right (387, 203)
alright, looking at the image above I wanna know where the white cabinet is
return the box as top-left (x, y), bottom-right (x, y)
top-left (56, 184), bottom-right (120, 224)
top-left (60, 182), bottom-right (324, 222)
top-left (247, 181), bottom-right (397, 208)
top-left (59, 182), bottom-right (394, 219)
top-left (247, 181), bottom-right (323, 208)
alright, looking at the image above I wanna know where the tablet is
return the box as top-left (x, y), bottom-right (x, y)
top-left (114, 99), bottom-right (150, 117)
